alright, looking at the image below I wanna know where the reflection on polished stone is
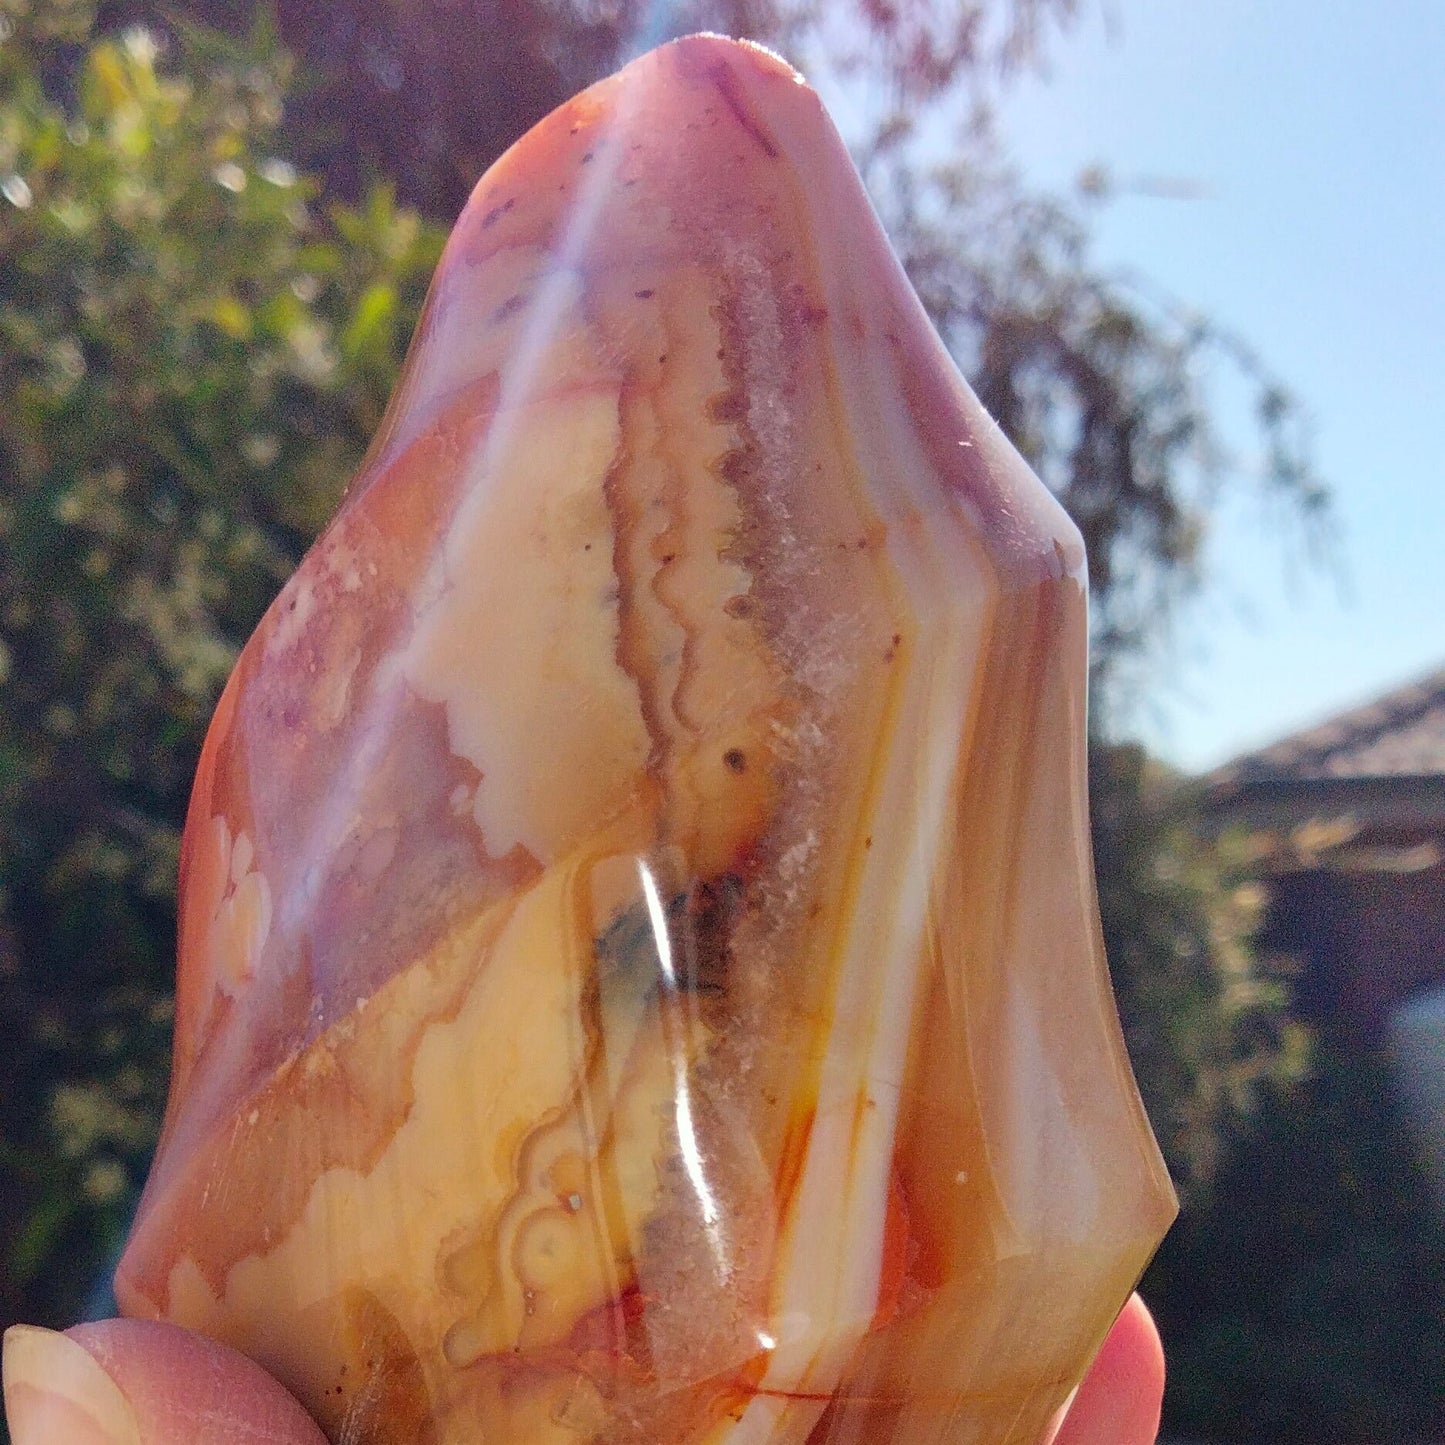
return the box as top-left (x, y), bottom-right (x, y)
top-left (116, 34), bottom-right (1176, 1445)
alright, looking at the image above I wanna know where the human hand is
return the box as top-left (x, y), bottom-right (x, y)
top-left (1051, 1294), bottom-right (1166, 1445)
top-left (3, 1294), bottom-right (1164, 1444)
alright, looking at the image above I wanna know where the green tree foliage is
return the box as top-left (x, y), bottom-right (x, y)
top-left (1090, 746), bottom-right (1310, 1197)
top-left (0, 0), bottom-right (444, 1330)
top-left (89, 0), bottom-right (631, 220)
top-left (1149, 1042), bottom-right (1445, 1442)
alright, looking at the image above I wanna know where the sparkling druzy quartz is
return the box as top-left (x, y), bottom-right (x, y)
top-left (116, 34), bottom-right (1177, 1445)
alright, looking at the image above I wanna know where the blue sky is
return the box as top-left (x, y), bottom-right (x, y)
top-left (993, 0), bottom-right (1445, 771)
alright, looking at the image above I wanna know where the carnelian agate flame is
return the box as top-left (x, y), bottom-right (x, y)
top-left (116, 33), bottom-right (1176, 1445)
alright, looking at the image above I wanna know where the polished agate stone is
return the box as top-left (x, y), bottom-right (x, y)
top-left (115, 34), bottom-right (1177, 1445)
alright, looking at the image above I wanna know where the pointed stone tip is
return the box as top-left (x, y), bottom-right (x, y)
top-left (454, 31), bottom-right (821, 230)
top-left (661, 31), bottom-right (808, 87)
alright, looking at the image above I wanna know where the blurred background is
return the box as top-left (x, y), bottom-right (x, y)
top-left (1, 0), bottom-right (1441, 1440)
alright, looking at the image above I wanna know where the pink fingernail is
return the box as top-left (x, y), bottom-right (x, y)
top-left (3, 1325), bottom-right (143, 1445)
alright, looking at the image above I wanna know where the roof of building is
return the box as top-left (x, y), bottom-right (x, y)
top-left (1201, 666), bottom-right (1445, 839)
top-left (1210, 666), bottom-right (1445, 789)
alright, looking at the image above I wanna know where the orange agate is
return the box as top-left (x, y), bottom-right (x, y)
top-left (116, 35), bottom-right (1176, 1445)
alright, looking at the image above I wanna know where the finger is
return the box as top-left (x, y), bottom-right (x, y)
top-left (3, 1318), bottom-right (327, 1445)
top-left (1052, 1294), bottom-right (1167, 1445)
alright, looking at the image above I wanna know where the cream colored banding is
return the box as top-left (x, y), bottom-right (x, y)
top-left (703, 62), bottom-right (1069, 1441)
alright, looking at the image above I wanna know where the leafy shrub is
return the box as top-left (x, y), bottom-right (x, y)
top-left (1147, 1042), bottom-right (1445, 1443)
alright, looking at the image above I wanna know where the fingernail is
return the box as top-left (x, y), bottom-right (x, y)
top-left (3, 1325), bottom-right (142, 1445)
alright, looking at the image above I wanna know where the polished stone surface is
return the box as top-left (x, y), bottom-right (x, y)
top-left (116, 34), bottom-right (1177, 1445)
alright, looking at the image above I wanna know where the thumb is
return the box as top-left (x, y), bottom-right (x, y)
top-left (3, 1318), bottom-right (327, 1445)
top-left (1052, 1294), bottom-right (1167, 1445)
